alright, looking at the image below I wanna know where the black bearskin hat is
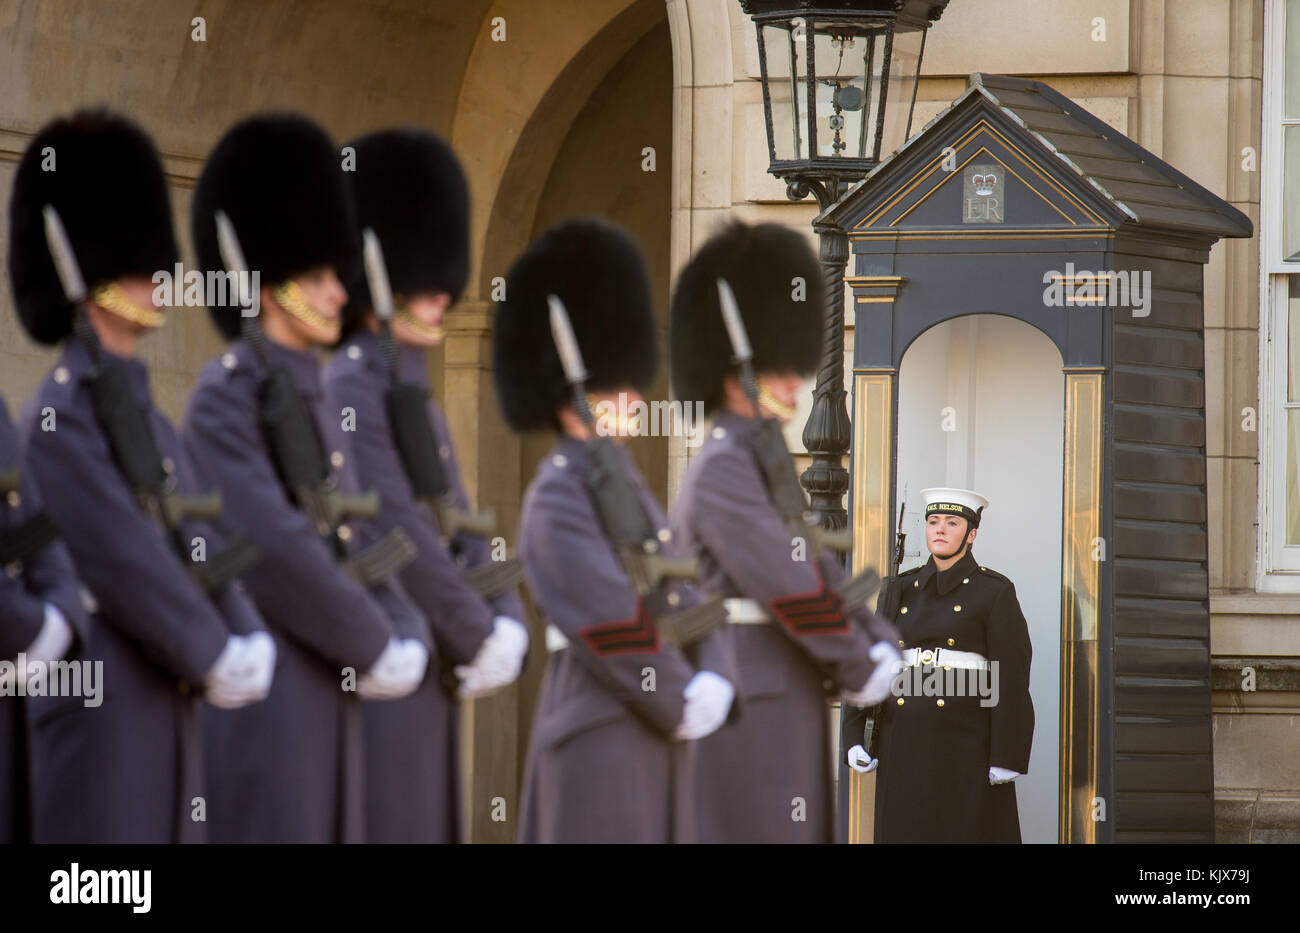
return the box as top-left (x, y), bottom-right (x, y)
top-left (8, 109), bottom-right (178, 345)
top-left (339, 127), bottom-right (470, 339)
top-left (669, 221), bottom-right (822, 413)
top-left (492, 218), bottom-right (657, 433)
top-left (191, 112), bottom-right (356, 340)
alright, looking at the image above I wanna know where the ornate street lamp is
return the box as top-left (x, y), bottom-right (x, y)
top-left (738, 0), bottom-right (950, 529)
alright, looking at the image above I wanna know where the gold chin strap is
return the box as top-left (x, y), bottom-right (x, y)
top-left (394, 303), bottom-right (444, 342)
top-left (272, 281), bottom-right (338, 336)
top-left (90, 283), bottom-right (165, 328)
top-left (757, 378), bottom-right (797, 421)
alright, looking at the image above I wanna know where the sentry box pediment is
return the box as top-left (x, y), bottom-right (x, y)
top-left (828, 74), bottom-right (1251, 844)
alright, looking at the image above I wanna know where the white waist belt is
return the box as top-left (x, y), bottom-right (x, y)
top-left (546, 625), bottom-right (570, 653)
top-left (901, 647), bottom-right (990, 671)
top-left (549, 600), bottom-right (771, 650)
top-left (723, 598), bottom-right (771, 625)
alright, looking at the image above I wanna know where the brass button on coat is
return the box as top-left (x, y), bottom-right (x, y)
top-left (947, 638), bottom-right (955, 646)
top-left (953, 605), bottom-right (962, 612)
top-left (900, 607), bottom-right (908, 614)
top-left (896, 697), bottom-right (905, 706)
top-left (936, 698), bottom-right (945, 708)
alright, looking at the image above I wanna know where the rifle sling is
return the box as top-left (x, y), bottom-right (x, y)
top-left (834, 567), bottom-right (882, 608)
top-left (341, 526), bottom-right (417, 587)
top-left (660, 594), bottom-right (728, 649)
top-left (462, 558), bottom-right (524, 601)
top-left (187, 532), bottom-right (260, 594)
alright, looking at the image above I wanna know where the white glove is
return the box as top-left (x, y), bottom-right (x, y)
top-left (455, 617), bottom-right (530, 700)
top-left (204, 632), bottom-right (276, 709)
top-left (357, 637), bottom-right (429, 700)
top-left (989, 766), bottom-right (1021, 785)
top-left (847, 744), bottom-right (878, 774)
top-left (16, 603), bottom-right (75, 692)
top-left (671, 671), bottom-right (735, 741)
top-left (842, 641), bottom-right (902, 706)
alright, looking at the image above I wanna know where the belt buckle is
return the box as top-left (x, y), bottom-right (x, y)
top-left (920, 648), bottom-right (935, 666)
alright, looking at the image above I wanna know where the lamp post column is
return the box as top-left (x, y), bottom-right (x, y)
top-left (793, 179), bottom-right (852, 531)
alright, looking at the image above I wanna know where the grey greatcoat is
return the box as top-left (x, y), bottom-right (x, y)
top-left (183, 338), bottom-right (426, 843)
top-left (671, 410), bottom-right (898, 843)
top-left (19, 341), bottom-right (264, 843)
top-left (516, 436), bottom-right (736, 843)
top-left (0, 397), bottom-right (88, 843)
top-left (326, 332), bottom-right (525, 843)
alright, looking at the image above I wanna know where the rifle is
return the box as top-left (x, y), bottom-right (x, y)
top-left (42, 205), bottom-right (256, 592)
top-left (547, 295), bottom-right (725, 648)
top-left (892, 490), bottom-right (907, 578)
top-left (213, 211), bottom-right (414, 588)
top-left (362, 229), bottom-right (522, 601)
top-left (714, 279), bottom-right (880, 607)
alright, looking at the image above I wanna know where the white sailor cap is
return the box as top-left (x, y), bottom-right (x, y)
top-left (920, 487), bottom-right (988, 527)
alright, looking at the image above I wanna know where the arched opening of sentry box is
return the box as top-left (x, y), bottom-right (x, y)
top-left (894, 313), bottom-right (1064, 843)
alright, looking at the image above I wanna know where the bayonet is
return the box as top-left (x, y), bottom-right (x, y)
top-left (42, 205), bottom-right (87, 304)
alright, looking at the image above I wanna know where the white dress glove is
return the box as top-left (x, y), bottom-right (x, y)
top-left (671, 671), bottom-right (735, 741)
top-left (842, 641), bottom-right (903, 707)
top-left (455, 617), bottom-right (530, 700)
top-left (847, 744), bottom-right (878, 774)
top-left (989, 766), bottom-right (1021, 785)
top-left (204, 631), bottom-right (276, 709)
top-left (357, 637), bottom-right (429, 700)
top-left (16, 603), bottom-right (75, 692)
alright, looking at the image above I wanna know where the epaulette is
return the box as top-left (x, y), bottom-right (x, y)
top-left (978, 565), bottom-right (1011, 584)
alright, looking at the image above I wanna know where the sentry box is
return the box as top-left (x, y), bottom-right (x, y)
top-left (824, 73), bottom-right (1252, 844)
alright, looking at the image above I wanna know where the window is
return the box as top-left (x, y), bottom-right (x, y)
top-left (1260, 1), bottom-right (1300, 584)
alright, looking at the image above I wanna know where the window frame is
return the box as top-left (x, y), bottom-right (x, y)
top-left (1258, 0), bottom-right (1300, 587)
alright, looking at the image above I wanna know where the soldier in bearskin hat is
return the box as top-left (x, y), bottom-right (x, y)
top-left (324, 127), bottom-right (529, 842)
top-left (7, 109), bottom-right (274, 842)
top-left (493, 217), bottom-right (738, 843)
top-left (668, 221), bottom-right (900, 843)
top-left (842, 486), bottom-right (1035, 843)
top-left (183, 112), bottom-right (430, 843)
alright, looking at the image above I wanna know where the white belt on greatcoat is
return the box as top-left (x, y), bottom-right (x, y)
top-left (548, 599), bottom-right (771, 652)
top-left (546, 625), bottom-right (570, 653)
top-left (723, 598), bottom-right (772, 624)
top-left (900, 647), bottom-right (990, 671)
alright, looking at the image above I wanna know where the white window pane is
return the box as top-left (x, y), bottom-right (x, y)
top-left (1286, 127), bottom-right (1300, 262)
top-left (1287, 0), bottom-right (1300, 119)
top-left (1290, 275), bottom-right (1300, 402)
top-left (1288, 409), bottom-right (1300, 545)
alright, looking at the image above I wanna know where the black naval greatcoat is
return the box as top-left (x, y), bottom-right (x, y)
top-left (843, 549), bottom-right (1034, 843)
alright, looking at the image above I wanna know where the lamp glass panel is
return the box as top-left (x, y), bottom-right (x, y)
top-left (810, 20), bottom-right (878, 159)
top-left (880, 25), bottom-right (925, 158)
top-left (763, 20), bottom-right (811, 161)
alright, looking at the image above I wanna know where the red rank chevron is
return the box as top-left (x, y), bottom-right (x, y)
top-left (579, 598), bottom-right (661, 656)
top-left (767, 571), bottom-right (850, 637)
